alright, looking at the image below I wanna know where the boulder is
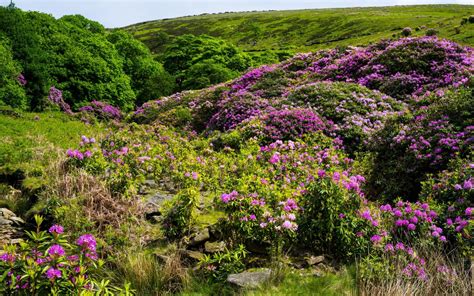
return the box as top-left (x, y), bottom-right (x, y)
top-left (227, 269), bottom-right (272, 289)
top-left (0, 208), bottom-right (23, 246)
top-left (306, 255), bottom-right (325, 266)
top-left (204, 241), bottom-right (225, 253)
top-left (188, 228), bottom-right (210, 246)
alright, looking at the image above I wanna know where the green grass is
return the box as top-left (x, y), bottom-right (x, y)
top-left (123, 5), bottom-right (474, 55)
top-left (0, 111), bottom-right (103, 184)
top-left (180, 267), bottom-right (356, 296)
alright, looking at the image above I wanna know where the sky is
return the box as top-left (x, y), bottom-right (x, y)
top-left (1, 0), bottom-right (473, 28)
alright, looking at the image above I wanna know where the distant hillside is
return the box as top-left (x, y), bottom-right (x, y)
top-left (123, 5), bottom-right (474, 54)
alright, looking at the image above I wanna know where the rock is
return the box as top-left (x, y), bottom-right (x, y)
top-left (0, 208), bottom-right (23, 246)
top-left (204, 241), bottom-right (225, 253)
top-left (182, 250), bottom-right (205, 261)
top-left (9, 216), bottom-right (25, 225)
top-left (188, 228), bottom-right (210, 246)
top-left (227, 269), bottom-right (272, 289)
top-left (1, 208), bottom-right (15, 219)
top-left (143, 190), bottom-right (174, 221)
top-left (0, 217), bottom-right (12, 225)
top-left (143, 179), bottom-right (158, 188)
top-left (306, 255), bottom-right (325, 266)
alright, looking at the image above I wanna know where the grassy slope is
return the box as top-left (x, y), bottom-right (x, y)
top-left (0, 111), bottom-right (103, 185)
top-left (124, 5), bottom-right (474, 54)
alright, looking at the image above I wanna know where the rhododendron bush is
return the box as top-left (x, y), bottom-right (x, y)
top-left (0, 216), bottom-right (131, 295)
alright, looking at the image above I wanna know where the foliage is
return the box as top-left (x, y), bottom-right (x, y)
top-left (0, 38), bottom-right (27, 109)
top-left (0, 216), bottom-right (133, 295)
top-left (162, 34), bottom-right (252, 91)
top-left (198, 245), bottom-right (247, 282)
top-left (107, 30), bottom-right (174, 106)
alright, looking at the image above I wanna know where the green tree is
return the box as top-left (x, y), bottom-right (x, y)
top-left (107, 30), bottom-right (174, 106)
top-left (182, 60), bottom-right (236, 90)
top-left (162, 34), bottom-right (252, 91)
top-left (0, 38), bottom-right (27, 109)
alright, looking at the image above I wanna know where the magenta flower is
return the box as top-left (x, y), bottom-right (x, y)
top-left (269, 153), bottom-right (280, 164)
top-left (46, 268), bottom-right (62, 280)
top-left (77, 234), bottom-right (97, 252)
top-left (370, 235), bottom-right (382, 243)
top-left (0, 252), bottom-right (15, 263)
top-left (47, 244), bottom-right (65, 257)
top-left (49, 225), bottom-right (64, 235)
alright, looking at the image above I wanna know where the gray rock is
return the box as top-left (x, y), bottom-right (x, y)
top-left (204, 241), bottom-right (225, 253)
top-left (306, 255), bottom-right (325, 266)
top-left (9, 216), bottom-right (24, 225)
top-left (227, 269), bottom-right (272, 289)
top-left (143, 179), bottom-right (158, 188)
top-left (0, 218), bottom-right (12, 225)
top-left (188, 228), bottom-right (210, 246)
top-left (182, 250), bottom-right (205, 261)
top-left (0, 208), bottom-right (15, 219)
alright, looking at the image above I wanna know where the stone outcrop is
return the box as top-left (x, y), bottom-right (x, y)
top-left (0, 208), bottom-right (24, 245)
top-left (227, 269), bottom-right (272, 288)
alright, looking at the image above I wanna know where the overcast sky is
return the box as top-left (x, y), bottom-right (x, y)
top-left (1, 0), bottom-right (473, 28)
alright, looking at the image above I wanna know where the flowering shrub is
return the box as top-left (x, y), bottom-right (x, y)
top-left (79, 100), bottom-right (122, 121)
top-left (207, 91), bottom-right (275, 131)
top-left (357, 199), bottom-right (470, 292)
top-left (420, 158), bottom-right (473, 255)
top-left (287, 81), bottom-right (406, 149)
top-left (311, 37), bottom-right (473, 99)
top-left (0, 216), bottom-right (133, 295)
top-left (48, 86), bottom-right (73, 115)
top-left (298, 175), bottom-right (371, 260)
top-left (238, 108), bottom-right (329, 144)
top-left (364, 87), bottom-right (473, 199)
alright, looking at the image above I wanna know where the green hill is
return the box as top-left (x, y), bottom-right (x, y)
top-left (123, 5), bottom-right (474, 54)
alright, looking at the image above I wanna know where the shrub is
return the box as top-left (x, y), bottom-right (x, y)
top-left (426, 28), bottom-right (438, 36)
top-left (198, 245), bottom-right (247, 282)
top-left (79, 101), bottom-right (123, 121)
top-left (162, 188), bottom-right (199, 239)
top-left (0, 216), bottom-right (133, 295)
top-left (401, 27), bottom-right (412, 37)
top-left (287, 81), bottom-right (405, 150)
top-left (298, 176), bottom-right (371, 260)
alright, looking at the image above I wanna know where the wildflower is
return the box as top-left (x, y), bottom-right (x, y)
top-left (338, 213), bottom-right (346, 219)
top-left (249, 214), bottom-right (257, 221)
top-left (48, 245), bottom-right (65, 257)
top-left (384, 243), bottom-right (395, 252)
top-left (395, 242), bottom-right (405, 250)
top-left (370, 235), bottom-right (382, 243)
top-left (332, 172), bottom-right (340, 182)
top-left (269, 153), bottom-right (280, 164)
top-left (317, 169), bottom-right (326, 178)
top-left (49, 225), bottom-right (64, 235)
top-left (0, 252), bottom-right (15, 263)
top-left (77, 234), bottom-right (97, 252)
top-left (192, 172), bottom-right (199, 180)
top-left (407, 223), bottom-right (416, 231)
top-left (46, 268), bottom-right (62, 280)
top-left (466, 207), bottom-right (472, 216)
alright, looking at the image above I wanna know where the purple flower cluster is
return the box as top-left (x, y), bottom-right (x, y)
top-left (17, 74), bottom-right (27, 86)
top-left (48, 86), bottom-right (73, 115)
top-left (309, 37), bottom-right (473, 99)
top-left (258, 108), bottom-right (328, 141)
top-left (393, 114), bottom-right (473, 166)
top-left (79, 100), bottom-right (122, 120)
